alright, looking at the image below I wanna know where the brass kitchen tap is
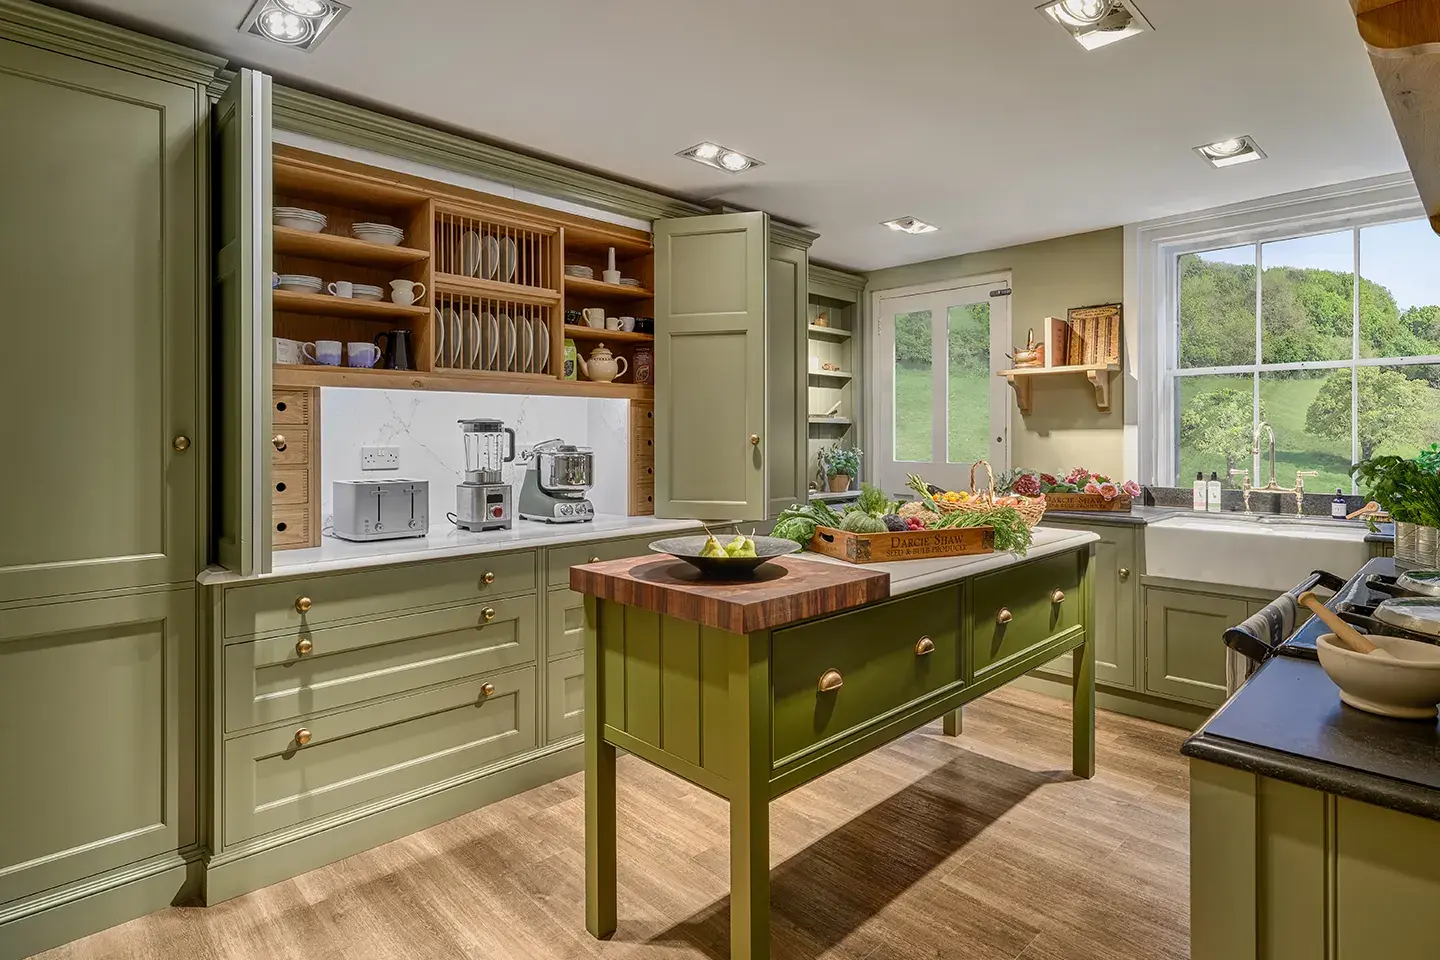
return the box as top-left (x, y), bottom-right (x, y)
top-left (1291, 470), bottom-right (1319, 515)
top-left (1253, 422), bottom-right (1281, 491)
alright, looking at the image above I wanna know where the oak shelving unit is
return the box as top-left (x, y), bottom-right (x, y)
top-left (998, 362), bottom-right (1120, 415)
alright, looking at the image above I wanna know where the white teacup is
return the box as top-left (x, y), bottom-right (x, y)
top-left (605, 316), bottom-right (622, 331)
top-left (305, 339), bottom-right (343, 366)
top-left (389, 279), bottom-right (426, 306)
top-left (582, 307), bottom-right (605, 328)
top-left (274, 337), bottom-right (305, 365)
top-left (619, 316), bottom-right (636, 332)
top-left (328, 280), bottom-right (354, 298)
top-left (347, 342), bottom-right (381, 368)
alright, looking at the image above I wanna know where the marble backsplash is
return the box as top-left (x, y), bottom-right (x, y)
top-left (318, 388), bottom-right (630, 530)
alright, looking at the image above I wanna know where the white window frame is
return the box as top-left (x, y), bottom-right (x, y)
top-left (1127, 173), bottom-right (1428, 487)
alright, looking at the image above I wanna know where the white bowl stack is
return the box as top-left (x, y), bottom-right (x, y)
top-left (274, 207), bottom-right (327, 233)
top-left (275, 274), bottom-right (323, 294)
top-left (351, 222), bottom-right (405, 246)
top-left (351, 283), bottom-right (384, 302)
top-left (564, 264), bottom-right (595, 279)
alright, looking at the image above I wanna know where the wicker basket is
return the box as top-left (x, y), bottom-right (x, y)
top-left (931, 460), bottom-right (1046, 529)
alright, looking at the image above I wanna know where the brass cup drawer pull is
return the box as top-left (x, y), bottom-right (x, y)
top-left (272, 434), bottom-right (287, 452)
top-left (480, 682), bottom-right (496, 697)
top-left (294, 728), bottom-right (312, 746)
top-left (817, 668), bottom-right (844, 693)
top-left (915, 636), bottom-right (935, 656)
top-left (1051, 589), bottom-right (1066, 604)
top-left (589, 556), bottom-right (601, 564)
top-left (1119, 567), bottom-right (1131, 581)
top-left (172, 435), bottom-right (190, 452)
top-left (481, 607), bottom-right (496, 622)
top-left (295, 638), bottom-right (313, 656)
top-left (295, 596), bottom-right (312, 614)
top-left (481, 571), bottom-right (495, 585)
top-left (996, 607), bottom-right (1013, 625)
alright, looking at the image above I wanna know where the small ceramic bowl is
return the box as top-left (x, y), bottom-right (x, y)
top-left (1316, 632), bottom-right (1440, 719)
top-left (649, 535), bottom-right (800, 577)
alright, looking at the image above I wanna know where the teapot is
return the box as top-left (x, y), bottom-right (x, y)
top-left (577, 343), bottom-right (628, 383)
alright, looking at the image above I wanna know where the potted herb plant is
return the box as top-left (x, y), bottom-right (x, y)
top-left (1353, 451), bottom-right (1440, 564)
top-left (819, 444), bottom-right (862, 493)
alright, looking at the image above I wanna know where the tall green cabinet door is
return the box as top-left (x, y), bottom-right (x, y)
top-left (0, 37), bottom-right (201, 603)
top-left (213, 68), bottom-right (274, 576)
top-left (767, 241), bottom-right (809, 519)
top-left (653, 211), bottom-right (769, 521)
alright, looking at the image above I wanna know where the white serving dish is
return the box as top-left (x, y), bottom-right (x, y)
top-left (275, 274), bottom-right (323, 293)
top-left (351, 222), bottom-right (404, 245)
top-left (351, 283), bottom-right (384, 302)
top-left (1316, 632), bottom-right (1440, 719)
top-left (273, 208), bottom-right (327, 233)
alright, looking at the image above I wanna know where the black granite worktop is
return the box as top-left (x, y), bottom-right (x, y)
top-left (1184, 555), bottom-right (1440, 819)
top-left (1041, 505), bottom-right (1182, 526)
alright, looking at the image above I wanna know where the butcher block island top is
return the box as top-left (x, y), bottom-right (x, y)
top-left (574, 528), bottom-right (1100, 960)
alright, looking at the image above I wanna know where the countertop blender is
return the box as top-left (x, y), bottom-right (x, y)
top-left (453, 418), bottom-right (516, 531)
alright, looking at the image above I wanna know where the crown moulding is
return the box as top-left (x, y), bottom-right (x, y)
top-left (0, 0), bottom-right (224, 84)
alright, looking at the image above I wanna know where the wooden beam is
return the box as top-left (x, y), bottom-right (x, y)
top-left (1356, 0), bottom-right (1440, 48)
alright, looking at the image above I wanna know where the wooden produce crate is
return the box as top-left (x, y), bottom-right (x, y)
top-left (808, 525), bottom-right (995, 564)
top-left (1043, 493), bottom-right (1132, 513)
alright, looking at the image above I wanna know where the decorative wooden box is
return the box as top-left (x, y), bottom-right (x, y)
top-left (1043, 493), bottom-right (1132, 513)
top-left (808, 525), bottom-right (995, 563)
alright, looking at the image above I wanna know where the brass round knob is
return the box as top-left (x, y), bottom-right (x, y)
top-left (295, 596), bottom-right (312, 614)
top-left (996, 607), bottom-right (1013, 625)
top-left (482, 607), bottom-right (496, 621)
top-left (589, 556), bottom-right (601, 564)
top-left (481, 571), bottom-right (495, 584)
top-left (817, 668), bottom-right (844, 693)
top-left (750, 434), bottom-right (760, 445)
top-left (1119, 567), bottom-right (1131, 581)
top-left (915, 636), bottom-right (935, 656)
top-left (296, 638), bottom-right (313, 656)
top-left (1051, 589), bottom-right (1066, 604)
top-left (481, 682), bottom-right (496, 697)
top-left (272, 434), bottom-right (287, 451)
top-left (172, 435), bottom-right (190, 452)
top-left (295, 728), bottom-right (312, 746)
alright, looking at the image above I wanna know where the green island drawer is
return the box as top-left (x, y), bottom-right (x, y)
top-left (970, 552), bottom-right (1083, 679)
top-left (222, 666), bottom-right (536, 845)
top-left (546, 652), bottom-right (586, 743)
top-left (224, 550), bottom-right (537, 639)
top-left (547, 535), bottom-right (669, 587)
top-left (224, 595), bottom-right (539, 732)
top-left (771, 585), bottom-right (963, 765)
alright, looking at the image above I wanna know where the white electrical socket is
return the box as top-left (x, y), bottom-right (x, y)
top-left (360, 446), bottom-right (400, 470)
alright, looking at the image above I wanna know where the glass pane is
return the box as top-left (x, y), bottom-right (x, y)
top-left (1258, 369), bottom-right (1352, 494)
top-left (1359, 219), bottom-right (1440, 359)
top-left (1363, 365), bottom-right (1440, 462)
top-left (893, 310), bottom-right (933, 462)
top-left (946, 302), bottom-right (990, 464)
top-left (1260, 232), bottom-right (1354, 364)
top-left (1177, 374), bottom-right (1254, 484)
top-left (1178, 245), bottom-right (1256, 368)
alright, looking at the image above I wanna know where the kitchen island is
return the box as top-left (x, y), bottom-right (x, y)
top-left (571, 527), bottom-right (1099, 959)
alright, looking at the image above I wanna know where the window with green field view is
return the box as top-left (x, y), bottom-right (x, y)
top-left (892, 304), bottom-right (992, 465)
top-left (1175, 218), bottom-right (1440, 494)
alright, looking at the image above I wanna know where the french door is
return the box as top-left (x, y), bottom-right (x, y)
top-left (873, 280), bottom-right (1011, 494)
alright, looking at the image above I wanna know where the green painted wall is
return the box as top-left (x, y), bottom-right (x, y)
top-left (865, 228), bottom-right (1126, 476)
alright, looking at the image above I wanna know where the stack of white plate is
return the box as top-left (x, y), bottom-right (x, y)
top-left (351, 222), bottom-right (405, 246)
top-left (276, 274), bottom-right (323, 293)
top-left (351, 283), bottom-right (384, 302)
top-left (274, 207), bottom-right (327, 233)
top-left (564, 265), bottom-right (594, 279)
top-left (618, 277), bottom-right (641, 287)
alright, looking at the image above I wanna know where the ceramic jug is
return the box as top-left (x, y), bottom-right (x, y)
top-left (577, 343), bottom-right (627, 383)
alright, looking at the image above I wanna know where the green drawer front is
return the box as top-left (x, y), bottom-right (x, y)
top-left (971, 552), bottom-right (1083, 679)
top-left (547, 587), bottom-right (586, 658)
top-left (222, 667), bottom-right (536, 845)
top-left (224, 595), bottom-right (539, 731)
top-left (546, 653), bottom-right (585, 743)
top-left (771, 585), bottom-right (962, 765)
top-left (225, 550), bottom-right (537, 639)
top-left (547, 535), bottom-right (666, 587)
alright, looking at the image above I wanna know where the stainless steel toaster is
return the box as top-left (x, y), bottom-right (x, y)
top-left (332, 479), bottom-right (429, 542)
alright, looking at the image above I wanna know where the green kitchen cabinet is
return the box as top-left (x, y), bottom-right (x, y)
top-left (1034, 520), bottom-right (1139, 689)
top-left (766, 240), bottom-right (809, 519)
top-left (1144, 586), bottom-right (1240, 707)
top-left (0, 29), bottom-right (210, 603)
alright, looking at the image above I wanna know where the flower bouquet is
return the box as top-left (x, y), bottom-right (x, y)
top-left (1002, 466), bottom-right (1141, 513)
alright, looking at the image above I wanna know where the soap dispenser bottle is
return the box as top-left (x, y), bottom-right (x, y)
top-left (1207, 471), bottom-right (1223, 513)
top-left (1193, 472), bottom-right (1207, 511)
top-left (1332, 488), bottom-right (1348, 519)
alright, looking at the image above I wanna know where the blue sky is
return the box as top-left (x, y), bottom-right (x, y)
top-left (1196, 218), bottom-right (1440, 310)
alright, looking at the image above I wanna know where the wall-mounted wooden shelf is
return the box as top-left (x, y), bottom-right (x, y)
top-left (274, 364), bottom-right (653, 399)
top-left (563, 275), bottom-right (652, 300)
top-left (561, 325), bottom-right (654, 344)
top-left (999, 363), bottom-right (1119, 415)
top-left (808, 368), bottom-right (853, 380)
top-left (807, 324), bottom-right (852, 340)
top-left (273, 226), bottom-right (430, 267)
top-left (273, 289), bottom-right (430, 321)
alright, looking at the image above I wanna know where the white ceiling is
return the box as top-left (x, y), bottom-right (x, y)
top-left (62, 0), bottom-right (1405, 270)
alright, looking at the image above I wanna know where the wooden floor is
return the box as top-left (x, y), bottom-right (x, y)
top-left (35, 688), bottom-right (1191, 960)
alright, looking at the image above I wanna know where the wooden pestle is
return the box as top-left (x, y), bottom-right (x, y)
top-left (1297, 591), bottom-right (1391, 658)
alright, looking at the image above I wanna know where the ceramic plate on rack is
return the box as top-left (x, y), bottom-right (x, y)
top-left (500, 238), bottom-right (518, 283)
top-left (499, 313), bottom-right (516, 371)
top-left (461, 230), bottom-right (482, 278)
top-left (485, 312), bottom-right (499, 370)
top-left (537, 319), bottom-right (550, 373)
top-left (521, 317), bottom-right (534, 373)
top-left (434, 308), bottom-right (446, 364)
top-left (447, 308), bottom-right (463, 368)
top-left (462, 309), bottom-right (481, 369)
top-left (480, 236), bottom-right (501, 280)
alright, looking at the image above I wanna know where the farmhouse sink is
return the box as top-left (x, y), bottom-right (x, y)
top-left (1145, 513), bottom-right (1371, 593)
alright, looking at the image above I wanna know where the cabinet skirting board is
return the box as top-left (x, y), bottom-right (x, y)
top-left (0, 852), bottom-right (201, 960)
top-left (1012, 674), bottom-right (1215, 731)
top-left (202, 738), bottom-right (582, 904)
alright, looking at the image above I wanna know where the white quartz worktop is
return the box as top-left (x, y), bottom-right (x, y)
top-left (196, 515), bottom-right (706, 584)
top-left (801, 527), bottom-right (1100, 595)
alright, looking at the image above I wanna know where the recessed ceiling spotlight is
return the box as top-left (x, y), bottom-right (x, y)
top-left (1194, 136), bottom-right (1266, 168)
top-left (883, 217), bottom-right (939, 235)
top-left (1037, 0), bottom-right (1152, 50)
top-left (240, 0), bottom-right (349, 51)
top-left (677, 142), bottom-right (763, 175)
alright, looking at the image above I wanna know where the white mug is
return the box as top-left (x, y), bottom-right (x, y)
top-left (273, 337), bottom-right (305, 365)
top-left (327, 280), bottom-right (354, 298)
top-left (347, 342), bottom-right (381, 368)
top-left (389, 279), bottom-right (426, 306)
top-left (305, 339), bottom-right (343, 366)
top-left (605, 316), bottom-right (622, 331)
top-left (619, 316), bottom-right (636, 332)
top-left (582, 307), bottom-right (605, 328)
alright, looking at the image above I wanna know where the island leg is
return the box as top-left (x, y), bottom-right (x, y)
top-left (942, 707), bottom-right (963, 736)
top-left (729, 630), bottom-right (772, 960)
top-left (1072, 550), bottom-right (1096, 779)
top-left (584, 596), bottom-right (617, 939)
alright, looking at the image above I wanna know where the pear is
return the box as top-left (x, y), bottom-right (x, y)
top-left (699, 534), bottom-right (726, 558)
top-left (724, 534), bottom-right (749, 557)
top-left (734, 531), bottom-right (758, 558)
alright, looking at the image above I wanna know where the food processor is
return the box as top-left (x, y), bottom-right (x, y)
top-left (453, 418), bottom-right (515, 531)
top-left (519, 438), bottom-right (595, 523)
